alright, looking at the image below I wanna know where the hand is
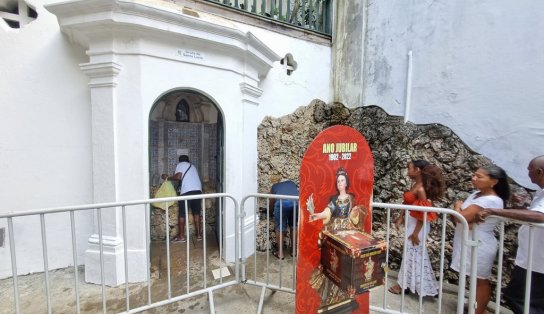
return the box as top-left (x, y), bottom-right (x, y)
top-left (309, 212), bottom-right (323, 222)
top-left (408, 233), bottom-right (420, 246)
top-left (306, 193), bottom-right (315, 215)
top-left (474, 208), bottom-right (493, 224)
top-left (454, 200), bottom-right (463, 212)
top-left (394, 213), bottom-right (404, 229)
top-left (352, 205), bottom-right (367, 219)
top-left (161, 174), bottom-right (168, 180)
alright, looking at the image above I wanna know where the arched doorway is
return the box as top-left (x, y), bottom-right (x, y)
top-left (148, 89), bottom-right (224, 241)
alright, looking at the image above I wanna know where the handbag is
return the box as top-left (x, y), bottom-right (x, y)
top-left (152, 180), bottom-right (177, 210)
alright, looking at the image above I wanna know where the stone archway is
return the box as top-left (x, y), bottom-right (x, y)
top-left (148, 89), bottom-right (224, 241)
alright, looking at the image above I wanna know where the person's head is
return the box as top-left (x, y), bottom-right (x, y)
top-left (271, 175), bottom-right (282, 185)
top-left (528, 155), bottom-right (544, 188)
top-left (472, 164), bottom-right (510, 202)
top-left (408, 160), bottom-right (430, 179)
top-left (419, 163), bottom-right (445, 201)
top-left (335, 168), bottom-right (350, 194)
top-left (179, 155), bottom-right (189, 163)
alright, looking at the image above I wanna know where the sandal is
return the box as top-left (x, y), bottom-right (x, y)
top-left (196, 234), bottom-right (202, 241)
top-left (171, 235), bottom-right (186, 243)
top-left (272, 251), bottom-right (285, 260)
top-left (388, 285), bottom-right (402, 295)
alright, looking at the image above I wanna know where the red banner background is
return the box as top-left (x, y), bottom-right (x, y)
top-left (296, 125), bottom-right (374, 313)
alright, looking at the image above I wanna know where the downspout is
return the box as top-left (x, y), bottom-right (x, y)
top-left (404, 50), bottom-right (413, 123)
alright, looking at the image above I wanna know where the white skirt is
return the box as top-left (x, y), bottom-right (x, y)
top-left (397, 216), bottom-right (438, 296)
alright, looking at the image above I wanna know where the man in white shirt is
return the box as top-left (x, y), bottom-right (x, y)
top-left (162, 155), bottom-right (203, 242)
top-left (476, 155), bottom-right (544, 314)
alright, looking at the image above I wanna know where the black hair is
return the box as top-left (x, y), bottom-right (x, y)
top-left (179, 155), bottom-right (189, 162)
top-left (412, 159), bottom-right (430, 170)
top-left (411, 159), bottom-right (445, 201)
top-left (481, 164), bottom-right (510, 203)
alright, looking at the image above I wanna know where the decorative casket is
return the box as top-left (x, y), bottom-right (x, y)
top-left (321, 229), bottom-right (387, 297)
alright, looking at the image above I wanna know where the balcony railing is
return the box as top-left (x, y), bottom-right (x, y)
top-left (204, 0), bottom-right (333, 36)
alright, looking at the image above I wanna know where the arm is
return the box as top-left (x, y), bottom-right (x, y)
top-left (269, 186), bottom-right (276, 209)
top-left (309, 207), bottom-right (332, 224)
top-left (408, 220), bottom-right (423, 246)
top-left (349, 195), bottom-right (365, 227)
top-left (395, 211), bottom-right (405, 228)
top-left (269, 197), bottom-right (275, 209)
top-left (475, 208), bottom-right (544, 224)
top-left (453, 202), bottom-right (483, 224)
top-left (162, 172), bottom-right (181, 181)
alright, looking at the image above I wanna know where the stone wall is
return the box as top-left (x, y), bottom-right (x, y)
top-left (257, 99), bottom-right (534, 290)
top-left (150, 178), bottom-right (217, 240)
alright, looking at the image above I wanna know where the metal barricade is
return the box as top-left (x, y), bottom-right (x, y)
top-left (489, 217), bottom-right (544, 314)
top-left (1, 193), bottom-right (238, 314)
top-left (370, 202), bottom-right (473, 314)
top-left (240, 193), bottom-right (300, 314)
top-left (7, 193), bottom-right (542, 314)
top-left (240, 195), bottom-right (474, 314)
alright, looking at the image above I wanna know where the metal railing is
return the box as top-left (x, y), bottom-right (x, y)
top-left (488, 217), bottom-right (544, 314)
top-left (371, 202), bottom-right (474, 314)
top-left (3, 193), bottom-right (543, 314)
top-left (203, 0), bottom-right (333, 36)
top-left (240, 193), bottom-right (300, 314)
top-left (1, 193), bottom-right (238, 314)
top-left (239, 195), bottom-right (473, 314)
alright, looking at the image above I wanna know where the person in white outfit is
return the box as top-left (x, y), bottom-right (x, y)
top-left (451, 164), bottom-right (510, 314)
top-left (389, 160), bottom-right (445, 297)
top-left (476, 156), bottom-right (544, 314)
top-left (162, 155), bottom-right (203, 242)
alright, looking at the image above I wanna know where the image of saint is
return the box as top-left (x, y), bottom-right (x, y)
top-left (307, 167), bottom-right (368, 311)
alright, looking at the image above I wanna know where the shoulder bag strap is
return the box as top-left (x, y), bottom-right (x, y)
top-left (178, 164), bottom-right (192, 192)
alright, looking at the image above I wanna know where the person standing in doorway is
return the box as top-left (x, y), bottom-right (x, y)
top-left (269, 176), bottom-right (299, 260)
top-left (162, 155), bottom-right (203, 242)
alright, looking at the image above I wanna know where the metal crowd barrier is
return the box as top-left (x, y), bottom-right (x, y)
top-left (489, 217), bottom-right (544, 314)
top-left (240, 195), bottom-right (474, 314)
top-left (1, 193), bottom-right (238, 314)
top-left (3, 193), bottom-right (543, 314)
top-left (371, 202), bottom-right (473, 314)
top-left (240, 193), bottom-right (300, 314)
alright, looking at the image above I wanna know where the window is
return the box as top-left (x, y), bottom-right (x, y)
top-left (0, 0), bottom-right (37, 29)
top-left (175, 99), bottom-right (190, 122)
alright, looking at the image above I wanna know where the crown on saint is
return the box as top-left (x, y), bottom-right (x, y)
top-left (336, 167), bottom-right (348, 177)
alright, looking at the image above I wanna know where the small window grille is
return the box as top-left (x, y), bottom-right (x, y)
top-left (0, 0), bottom-right (38, 29)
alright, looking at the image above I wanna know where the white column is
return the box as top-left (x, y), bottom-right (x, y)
top-left (238, 82), bottom-right (263, 260)
top-left (80, 60), bottom-right (127, 286)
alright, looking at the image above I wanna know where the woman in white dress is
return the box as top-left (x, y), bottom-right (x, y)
top-left (389, 160), bottom-right (445, 296)
top-left (451, 164), bottom-right (510, 314)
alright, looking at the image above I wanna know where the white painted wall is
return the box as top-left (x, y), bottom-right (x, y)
top-left (0, 0), bottom-right (331, 280)
top-left (363, 0), bottom-right (544, 188)
top-left (0, 1), bottom-right (94, 278)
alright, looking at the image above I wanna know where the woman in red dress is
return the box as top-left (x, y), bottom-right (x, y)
top-left (389, 160), bottom-right (445, 296)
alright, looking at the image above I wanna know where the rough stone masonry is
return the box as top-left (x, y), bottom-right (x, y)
top-left (257, 99), bottom-right (534, 292)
